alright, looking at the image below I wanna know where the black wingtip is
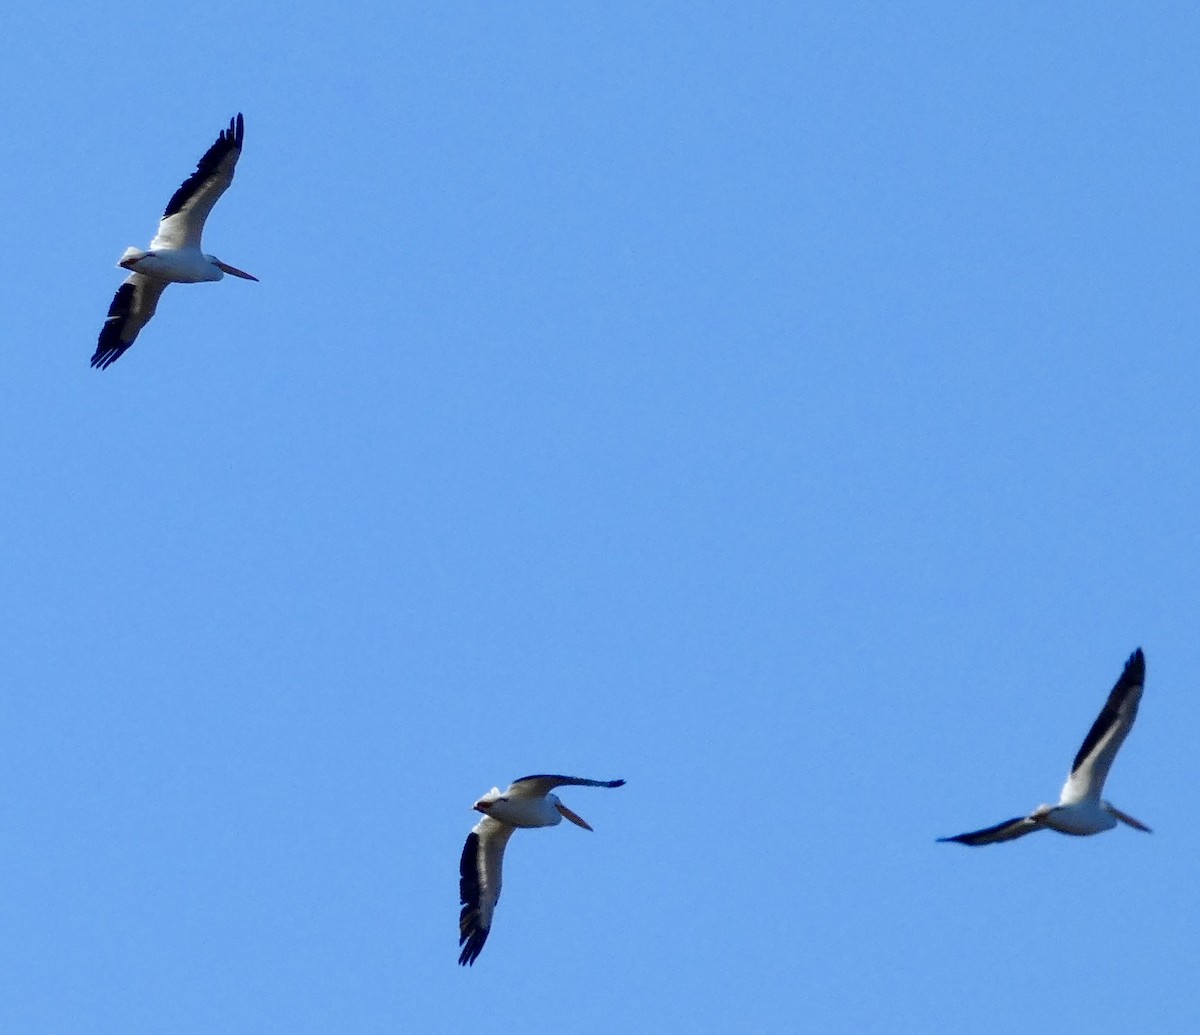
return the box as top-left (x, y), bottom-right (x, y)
top-left (1068, 647), bottom-right (1147, 776)
top-left (457, 831), bottom-right (488, 966)
top-left (92, 281), bottom-right (137, 369)
top-left (91, 340), bottom-right (128, 369)
top-left (458, 929), bottom-right (488, 967)
top-left (1123, 648), bottom-right (1146, 686)
top-left (161, 112), bottom-right (248, 220)
top-left (936, 815), bottom-right (1031, 846)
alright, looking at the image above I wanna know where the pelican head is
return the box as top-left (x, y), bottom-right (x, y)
top-left (209, 256), bottom-right (259, 281)
top-left (550, 794), bottom-right (594, 831)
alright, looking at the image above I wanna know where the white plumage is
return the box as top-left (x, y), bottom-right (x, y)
top-left (939, 648), bottom-right (1150, 846)
top-left (93, 113), bottom-right (257, 370)
top-left (458, 774), bottom-right (624, 965)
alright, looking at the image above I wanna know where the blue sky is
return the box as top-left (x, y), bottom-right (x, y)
top-left (2, 4), bottom-right (1198, 1032)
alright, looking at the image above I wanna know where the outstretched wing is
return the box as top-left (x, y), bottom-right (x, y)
top-left (506, 775), bottom-right (626, 798)
top-left (151, 114), bottom-right (245, 251)
top-left (1059, 648), bottom-right (1145, 805)
top-left (458, 816), bottom-right (516, 966)
top-left (938, 816), bottom-right (1041, 846)
top-left (92, 274), bottom-right (168, 370)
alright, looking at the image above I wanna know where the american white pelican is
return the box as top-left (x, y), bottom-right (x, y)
top-left (92, 113), bottom-right (257, 370)
top-left (458, 774), bottom-right (625, 966)
top-left (939, 648), bottom-right (1151, 846)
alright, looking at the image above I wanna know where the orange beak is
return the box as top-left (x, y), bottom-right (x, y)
top-left (1106, 803), bottom-right (1152, 833)
top-left (555, 802), bottom-right (593, 831)
top-left (214, 258), bottom-right (259, 282)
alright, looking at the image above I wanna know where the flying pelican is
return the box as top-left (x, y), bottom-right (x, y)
top-left (939, 648), bottom-right (1151, 846)
top-left (92, 113), bottom-right (257, 370)
top-left (458, 774), bottom-right (625, 966)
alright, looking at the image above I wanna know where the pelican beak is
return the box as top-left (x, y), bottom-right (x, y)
top-left (555, 802), bottom-right (593, 831)
top-left (1106, 803), bottom-right (1152, 833)
top-left (214, 259), bottom-right (259, 281)
top-left (472, 801), bottom-right (488, 814)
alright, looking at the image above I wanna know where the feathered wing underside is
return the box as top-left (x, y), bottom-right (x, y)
top-left (1060, 648), bottom-right (1145, 805)
top-left (458, 817), bottom-right (515, 966)
top-left (938, 816), bottom-right (1041, 846)
top-left (507, 774), bottom-right (626, 798)
top-left (92, 274), bottom-right (168, 370)
top-left (151, 113), bottom-right (244, 251)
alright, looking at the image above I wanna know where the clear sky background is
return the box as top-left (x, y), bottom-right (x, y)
top-left (2, 4), bottom-right (1198, 1032)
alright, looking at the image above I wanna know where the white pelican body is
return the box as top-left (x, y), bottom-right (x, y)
top-left (479, 791), bottom-right (577, 829)
top-left (93, 114), bottom-right (257, 370)
top-left (117, 246), bottom-right (229, 283)
top-left (458, 774), bottom-right (625, 966)
top-left (940, 648), bottom-right (1151, 846)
